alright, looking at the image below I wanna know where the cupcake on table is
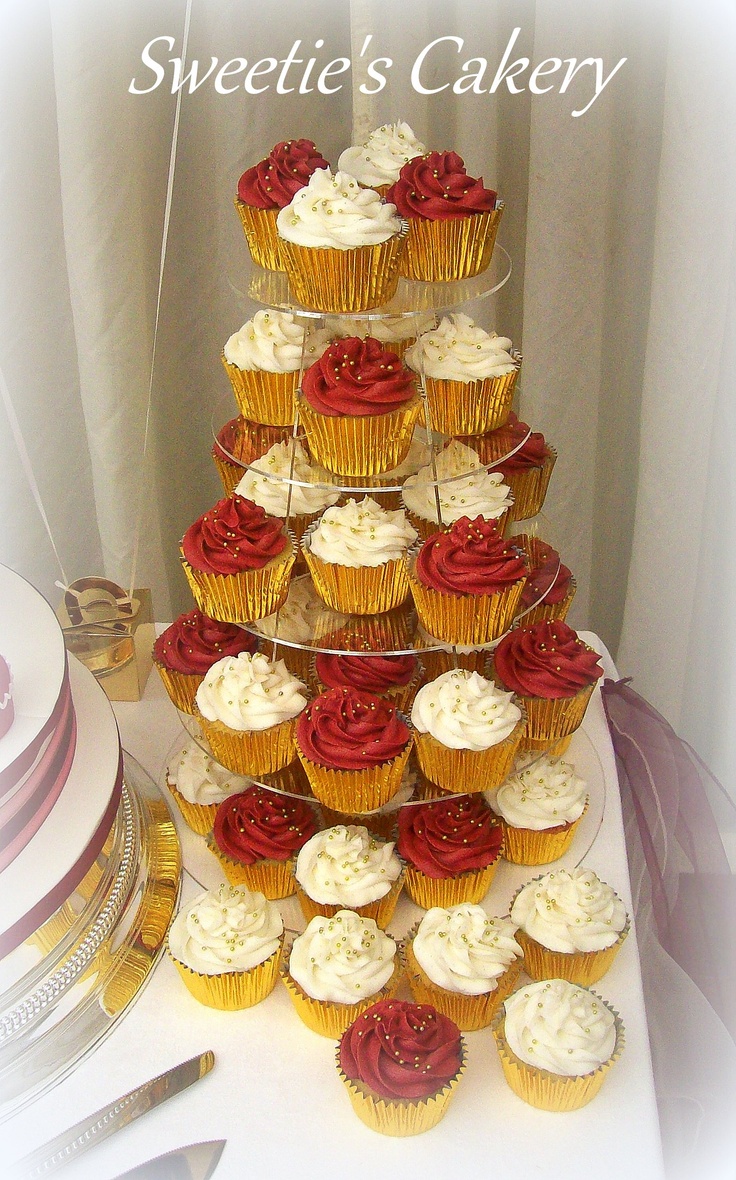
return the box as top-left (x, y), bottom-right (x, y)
top-left (222, 310), bottom-right (331, 427)
top-left (397, 792), bottom-right (504, 908)
top-left (293, 823), bottom-right (404, 928)
top-left (337, 120), bottom-right (427, 195)
top-left (153, 608), bottom-right (259, 714)
top-left (235, 138), bottom-right (329, 270)
top-left (401, 440), bottom-right (514, 541)
top-left (489, 752), bottom-right (588, 865)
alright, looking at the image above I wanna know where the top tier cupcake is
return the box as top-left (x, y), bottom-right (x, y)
top-left (235, 138), bottom-right (329, 270)
top-left (338, 121), bottom-right (427, 193)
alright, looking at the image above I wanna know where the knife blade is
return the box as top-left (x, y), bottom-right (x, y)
top-left (112, 1140), bottom-right (226, 1180)
top-left (8, 1050), bottom-right (215, 1180)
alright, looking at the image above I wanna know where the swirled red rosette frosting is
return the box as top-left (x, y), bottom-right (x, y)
top-left (237, 139), bottom-right (329, 210)
top-left (415, 516), bottom-right (527, 597)
top-left (488, 412), bottom-right (549, 473)
top-left (494, 621), bottom-right (603, 699)
top-left (339, 999), bottom-right (463, 1099)
top-left (314, 652), bottom-right (418, 694)
top-left (301, 337), bottom-right (417, 417)
top-left (520, 545), bottom-right (572, 609)
top-left (398, 795), bottom-right (503, 879)
top-left (181, 495), bottom-right (288, 574)
top-left (296, 687), bottom-right (411, 770)
top-left (213, 785), bottom-right (317, 865)
top-left (386, 151), bottom-right (496, 221)
top-left (153, 609), bottom-right (257, 674)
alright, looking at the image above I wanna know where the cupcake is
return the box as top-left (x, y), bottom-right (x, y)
top-left (407, 515), bottom-right (528, 646)
top-left (411, 669), bottom-right (525, 793)
top-left (386, 151), bottom-right (502, 282)
top-left (473, 412), bottom-right (557, 520)
top-left (299, 337), bottom-right (421, 476)
top-left (492, 621), bottom-right (604, 754)
top-left (403, 905), bottom-right (523, 1030)
top-left (234, 440), bottom-right (339, 545)
top-left (153, 609), bottom-right (258, 714)
top-left (281, 910), bottom-right (401, 1036)
top-left (166, 739), bottom-right (251, 835)
top-left (492, 978), bottom-right (624, 1110)
top-left (180, 495), bottom-right (295, 624)
top-left (509, 867), bottom-right (629, 984)
top-left (401, 441), bottom-right (513, 541)
top-left (195, 650), bottom-right (308, 776)
top-left (312, 650), bottom-right (422, 713)
top-left (337, 999), bottom-right (466, 1136)
top-left (168, 883), bottom-right (284, 1009)
top-left (397, 793), bottom-right (503, 908)
top-left (235, 138), bottom-right (329, 269)
top-left (515, 536), bottom-right (576, 626)
top-left (337, 121), bottom-right (427, 194)
top-left (404, 314), bottom-right (519, 436)
top-left (208, 784), bottom-right (318, 898)
top-left (326, 312), bottom-right (436, 359)
top-left (490, 753), bottom-right (588, 865)
top-left (318, 759), bottom-right (418, 840)
top-left (276, 168), bottom-right (407, 312)
top-left (302, 498), bottom-right (417, 615)
top-left (211, 418), bottom-right (291, 497)
top-left (295, 687), bottom-right (413, 813)
top-left (294, 824), bottom-right (403, 927)
top-left (222, 311), bottom-right (331, 426)
top-left (254, 576), bottom-right (329, 683)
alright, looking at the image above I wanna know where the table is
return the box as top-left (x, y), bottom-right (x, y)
top-left (4, 634), bottom-right (665, 1180)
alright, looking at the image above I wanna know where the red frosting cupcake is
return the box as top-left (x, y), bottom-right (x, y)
top-left (470, 413), bottom-right (557, 521)
top-left (518, 539), bottom-right (575, 626)
top-left (0, 656), bottom-right (13, 740)
top-left (337, 999), bottom-right (465, 1134)
top-left (211, 418), bottom-right (291, 497)
top-left (180, 495), bottom-right (295, 624)
top-left (299, 337), bottom-right (421, 476)
top-left (407, 516), bottom-right (527, 646)
top-left (235, 139), bottom-right (329, 270)
top-left (313, 652), bottom-right (421, 713)
top-left (153, 609), bottom-right (258, 713)
top-left (209, 784), bottom-right (318, 899)
top-left (397, 794), bottom-right (503, 908)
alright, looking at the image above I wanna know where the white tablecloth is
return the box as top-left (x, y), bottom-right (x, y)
top-left (6, 633), bottom-right (665, 1180)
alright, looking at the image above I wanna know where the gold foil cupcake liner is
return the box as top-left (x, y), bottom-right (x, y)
top-left (422, 367), bottom-right (519, 437)
top-left (514, 917), bottom-right (631, 986)
top-left (318, 804), bottom-right (400, 842)
top-left (278, 230), bottom-right (408, 312)
top-left (221, 356), bottom-right (300, 427)
top-left (234, 198), bottom-right (283, 270)
top-left (510, 680), bottom-right (597, 750)
top-left (295, 737), bottom-right (413, 814)
top-left (303, 544), bottom-right (411, 616)
top-left (402, 931), bottom-right (523, 1031)
top-left (491, 1000), bottom-right (625, 1111)
top-left (339, 477), bottom-right (402, 513)
top-left (167, 781), bottom-right (218, 836)
top-left (169, 938), bottom-right (283, 1010)
top-left (180, 539), bottom-right (295, 624)
top-left (413, 717), bottom-right (526, 794)
top-left (211, 447), bottom-right (244, 497)
top-left (520, 579), bottom-right (577, 629)
top-left (403, 857), bottom-right (501, 909)
top-left (506, 449), bottom-right (557, 521)
top-left (399, 204), bottom-right (504, 282)
top-left (407, 556), bottom-right (526, 647)
top-left (196, 714), bottom-right (298, 777)
top-left (294, 874), bottom-right (404, 930)
top-left (206, 838), bottom-right (297, 899)
top-left (298, 394), bottom-right (421, 477)
top-left (336, 1041), bottom-right (467, 1136)
top-left (499, 798), bottom-right (588, 866)
top-left (154, 661), bottom-right (202, 715)
top-left (414, 638), bottom-right (491, 682)
top-left (280, 949), bottom-right (402, 1037)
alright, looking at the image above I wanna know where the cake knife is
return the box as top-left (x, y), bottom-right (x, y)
top-left (111, 1140), bottom-right (226, 1180)
top-left (8, 1050), bottom-right (215, 1180)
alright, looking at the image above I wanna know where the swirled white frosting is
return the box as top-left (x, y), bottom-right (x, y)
top-left (276, 168), bottom-right (402, 249)
top-left (401, 440), bottom-right (513, 526)
top-left (503, 978), bottom-right (617, 1076)
top-left (337, 122), bottom-right (427, 187)
top-left (413, 905), bottom-right (521, 995)
top-left (412, 670), bottom-right (522, 752)
top-left (195, 651), bottom-right (308, 732)
top-left (510, 867), bottom-right (628, 953)
top-left (288, 910), bottom-right (396, 1002)
top-left (257, 578), bottom-right (329, 644)
top-left (295, 825), bottom-right (402, 906)
top-left (167, 740), bottom-right (251, 805)
top-left (326, 312), bottom-right (436, 346)
top-left (234, 441), bottom-right (340, 518)
top-left (168, 883), bottom-right (283, 975)
top-left (405, 314), bottom-right (517, 382)
top-left (223, 310), bottom-right (331, 373)
top-left (305, 497), bottom-right (417, 568)
top-left (492, 755), bottom-right (588, 830)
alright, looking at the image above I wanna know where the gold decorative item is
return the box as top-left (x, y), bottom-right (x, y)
top-left (56, 578), bottom-right (154, 702)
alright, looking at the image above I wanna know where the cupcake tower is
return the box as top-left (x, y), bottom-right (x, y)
top-left (159, 124), bottom-right (623, 1131)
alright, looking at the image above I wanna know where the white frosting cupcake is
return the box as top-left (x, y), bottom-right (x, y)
top-left (223, 310), bottom-right (331, 373)
top-left (405, 314), bottom-right (517, 382)
top-left (413, 905), bottom-right (522, 995)
top-left (492, 755), bottom-right (588, 831)
top-left (167, 740), bottom-right (251, 806)
top-left (326, 312), bottom-right (436, 347)
top-left (305, 497), bottom-right (417, 568)
top-left (412, 670), bottom-right (522, 752)
top-left (257, 578), bottom-right (330, 645)
top-left (234, 441), bottom-right (339, 519)
top-left (195, 651), bottom-right (308, 733)
top-left (503, 978), bottom-right (617, 1076)
top-left (288, 910), bottom-right (396, 1002)
top-left (337, 121), bottom-right (427, 187)
top-left (511, 867), bottom-right (628, 954)
top-left (168, 883), bottom-right (283, 975)
top-left (401, 440), bottom-right (513, 527)
top-left (295, 825), bottom-right (402, 907)
top-left (277, 169), bottom-right (402, 249)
